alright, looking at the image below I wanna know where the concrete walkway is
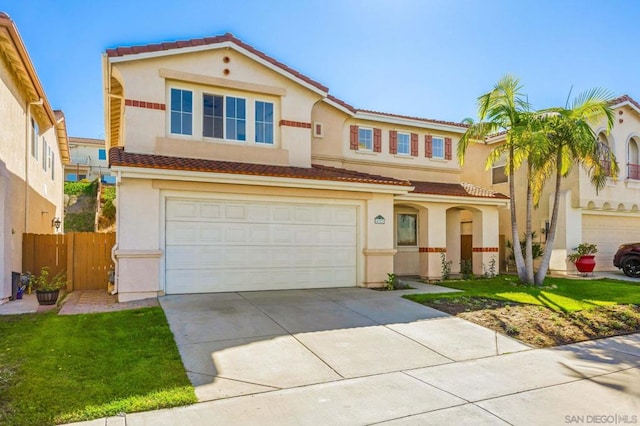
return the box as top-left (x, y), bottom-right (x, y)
top-left (66, 282), bottom-right (640, 425)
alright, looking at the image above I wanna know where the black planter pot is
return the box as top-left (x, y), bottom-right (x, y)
top-left (36, 289), bottom-right (60, 305)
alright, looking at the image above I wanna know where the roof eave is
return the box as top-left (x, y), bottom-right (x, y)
top-left (354, 111), bottom-right (467, 134)
top-left (111, 165), bottom-right (412, 195)
top-left (396, 192), bottom-right (510, 206)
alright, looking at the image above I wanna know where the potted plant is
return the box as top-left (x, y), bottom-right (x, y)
top-left (29, 267), bottom-right (67, 305)
top-left (567, 243), bottom-right (598, 275)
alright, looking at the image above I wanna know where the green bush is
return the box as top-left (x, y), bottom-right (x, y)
top-left (64, 180), bottom-right (98, 197)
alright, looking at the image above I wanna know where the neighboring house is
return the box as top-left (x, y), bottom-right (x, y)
top-left (0, 12), bottom-right (69, 302)
top-left (103, 34), bottom-right (508, 302)
top-left (461, 95), bottom-right (640, 274)
top-left (65, 136), bottom-right (115, 184)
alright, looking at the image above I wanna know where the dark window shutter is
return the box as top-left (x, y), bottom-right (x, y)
top-left (350, 125), bottom-right (359, 150)
top-left (425, 134), bottom-right (433, 158)
top-left (389, 130), bottom-right (397, 154)
top-left (411, 133), bottom-right (418, 157)
top-left (373, 128), bottom-right (382, 152)
top-left (445, 137), bottom-right (452, 160)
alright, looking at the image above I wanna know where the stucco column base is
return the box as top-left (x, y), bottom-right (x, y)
top-left (115, 249), bottom-right (162, 302)
top-left (362, 249), bottom-right (396, 288)
top-left (419, 251), bottom-right (444, 281)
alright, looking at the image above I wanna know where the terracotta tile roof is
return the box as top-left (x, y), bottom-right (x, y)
top-left (0, 12), bottom-right (10, 19)
top-left (109, 147), bottom-right (410, 187)
top-left (410, 180), bottom-right (509, 199)
top-left (357, 109), bottom-right (469, 129)
top-left (326, 94), bottom-right (356, 113)
top-left (69, 136), bottom-right (105, 146)
top-left (105, 33), bottom-right (329, 93)
top-left (610, 94), bottom-right (640, 111)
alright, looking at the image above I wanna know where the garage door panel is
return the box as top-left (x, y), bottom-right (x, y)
top-left (583, 214), bottom-right (640, 270)
top-left (166, 267), bottom-right (356, 294)
top-left (165, 198), bottom-right (358, 293)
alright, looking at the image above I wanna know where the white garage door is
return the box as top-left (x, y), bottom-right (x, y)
top-left (583, 214), bottom-right (640, 271)
top-left (164, 198), bottom-right (357, 293)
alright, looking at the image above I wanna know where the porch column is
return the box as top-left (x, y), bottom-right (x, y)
top-left (446, 209), bottom-right (461, 274)
top-left (472, 207), bottom-right (500, 275)
top-left (363, 193), bottom-right (396, 287)
top-left (549, 190), bottom-right (582, 274)
top-left (419, 205), bottom-right (447, 280)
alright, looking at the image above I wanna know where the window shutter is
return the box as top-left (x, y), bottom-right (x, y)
top-left (350, 125), bottom-right (359, 150)
top-left (445, 137), bottom-right (452, 160)
top-left (425, 134), bottom-right (433, 158)
top-left (373, 128), bottom-right (382, 152)
top-left (411, 133), bottom-right (418, 157)
top-left (389, 130), bottom-right (397, 154)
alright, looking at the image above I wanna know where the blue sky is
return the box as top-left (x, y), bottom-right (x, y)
top-left (5, 1), bottom-right (640, 139)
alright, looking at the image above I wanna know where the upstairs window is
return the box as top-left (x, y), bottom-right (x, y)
top-left (170, 88), bottom-right (193, 135)
top-left (50, 151), bottom-right (55, 180)
top-left (226, 96), bottom-right (246, 141)
top-left (358, 128), bottom-right (373, 151)
top-left (203, 94), bottom-right (224, 139)
top-left (42, 139), bottom-right (47, 171)
top-left (255, 101), bottom-right (274, 144)
top-left (432, 137), bottom-right (445, 159)
top-left (31, 119), bottom-right (39, 160)
top-left (98, 149), bottom-right (107, 161)
top-left (397, 133), bottom-right (410, 155)
top-left (492, 165), bottom-right (508, 184)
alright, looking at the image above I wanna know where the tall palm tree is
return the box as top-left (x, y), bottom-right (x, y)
top-left (458, 75), bottom-right (532, 283)
top-left (532, 88), bottom-right (617, 285)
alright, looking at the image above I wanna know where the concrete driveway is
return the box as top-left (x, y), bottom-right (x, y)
top-left (159, 283), bottom-right (533, 402)
top-left (69, 282), bottom-right (640, 425)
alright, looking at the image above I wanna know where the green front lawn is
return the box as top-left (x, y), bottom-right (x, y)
top-left (405, 276), bottom-right (640, 312)
top-left (0, 308), bottom-right (196, 425)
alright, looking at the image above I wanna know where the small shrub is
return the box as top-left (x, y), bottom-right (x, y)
top-left (460, 259), bottom-right (473, 279)
top-left (440, 253), bottom-right (452, 280)
top-left (385, 273), bottom-right (397, 291)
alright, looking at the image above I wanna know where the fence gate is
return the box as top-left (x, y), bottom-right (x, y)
top-left (22, 232), bottom-right (115, 291)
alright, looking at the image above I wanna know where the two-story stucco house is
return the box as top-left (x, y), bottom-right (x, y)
top-left (103, 34), bottom-right (508, 302)
top-left (65, 136), bottom-right (115, 184)
top-left (0, 12), bottom-right (69, 302)
top-left (461, 95), bottom-right (640, 274)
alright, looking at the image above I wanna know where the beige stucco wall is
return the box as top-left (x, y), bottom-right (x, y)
top-left (311, 102), bottom-right (464, 183)
top-left (111, 47), bottom-right (323, 167)
top-left (0, 52), bottom-right (65, 301)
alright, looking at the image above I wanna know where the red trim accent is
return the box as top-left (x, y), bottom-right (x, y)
top-left (373, 128), bottom-right (382, 153)
top-left (472, 247), bottom-right (499, 252)
top-left (125, 99), bottom-right (166, 110)
top-left (279, 120), bottom-right (311, 129)
top-left (425, 134), bottom-right (433, 158)
top-left (419, 247), bottom-right (447, 253)
top-left (350, 125), bottom-right (359, 150)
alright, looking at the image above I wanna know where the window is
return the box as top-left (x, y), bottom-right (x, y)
top-left (397, 213), bottom-right (417, 246)
top-left (50, 152), bottom-right (55, 180)
top-left (226, 96), bottom-right (246, 141)
top-left (492, 165), bottom-right (508, 184)
top-left (170, 88), bottom-right (193, 135)
top-left (397, 133), bottom-right (410, 155)
top-left (432, 137), bottom-right (445, 159)
top-left (203, 94), bottom-right (223, 139)
top-left (255, 101), bottom-right (274, 144)
top-left (42, 139), bottom-right (47, 171)
top-left (31, 119), bottom-right (39, 160)
top-left (358, 128), bottom-right (373, 151)
top-left (98, 149), bottom-right (107, 161)
top-left (313, 122), bottom-right (324, 138)
top-left (66, 173), bottom-right (77, 182)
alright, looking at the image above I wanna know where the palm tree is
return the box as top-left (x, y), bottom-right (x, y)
top-left (458, 75), bottom-right (533, 283)
top-left (532, 88), bottom-right (618, 285)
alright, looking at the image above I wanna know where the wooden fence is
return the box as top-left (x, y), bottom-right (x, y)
top-left (22, 232), bottom-right (115, 291)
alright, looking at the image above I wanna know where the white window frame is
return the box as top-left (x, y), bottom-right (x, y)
top-left (397, 132), bottom-right (410, 155)
top-left (313, 121), bottom-right (324, 138)
top-left (432, 136), bottom-right (445, 159)
top-left (254, 100), bottom-right (274, 145)
top-left (31, 119), bottom-right (39, 160)
top-left (169, 87), bottom-right (193, 136)
top-left (42, 139), bottom-right (47, 171)
top-left (396, 213), bottom-right (418, 247)
top-left (358, 127), bottom-right (373, 151)
top-left (202, 93), bottom-right (224, 140)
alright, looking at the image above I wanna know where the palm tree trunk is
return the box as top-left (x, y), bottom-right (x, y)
top-left (535, 152), bottom-right (563, 285)
top-left (525, 163), bottom-right (535, 284)
top-left (509, 145), bottom-right (526, 282)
